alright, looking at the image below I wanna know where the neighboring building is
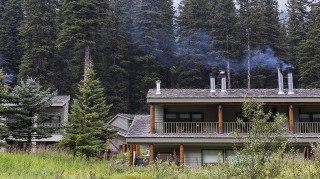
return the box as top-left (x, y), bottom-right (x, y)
top-left (34, 95), bottom-right (70, 144)
top-left (108, 113), bottom-right (135, 151)
top-left (126, 67), bottom-right (320, 167)
top-left (2, 95), bottom-right (70, 145)
top-left (108, 113), bottom-right (149, 155)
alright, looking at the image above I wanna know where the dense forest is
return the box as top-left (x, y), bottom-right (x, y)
top-left (0, 0), bottom-right (319, 114)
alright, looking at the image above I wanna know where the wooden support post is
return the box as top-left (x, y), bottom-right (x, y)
top-left (180, 144), bottom-right (184, 167)
top-left (289, 105), bottom-right (294, 133)
top-left (122, 144), bottom-right (125, 154)
top-left (136, 145), bottom-right (140, 156)
top-left (149, 144), bottom-right (154, 163)
top-left (129, 145), bottom-right (133, 166)
top-left (150, 104), bottom-right (155, 133)
top-left (218, 104), bottom-right (223, 133)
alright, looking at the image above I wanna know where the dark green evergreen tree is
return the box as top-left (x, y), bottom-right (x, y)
top-left (127, 0), bottom-right (175, 112)
top-left (61, 64), bottom-right (113, 159)
top-left (297, 2), bottom-right (320, 88)
top-left (57, 0), bottom-right (110, 95)
top-left (0, 70), bottom-right (9, 146)
top-left (94, 0), bottom-right (131, 115)
top-left (18, 0), bottom-right (58, 89)
top-left (0, 78), bottom-right (57, 148)
top-left (0, 0), bottom-right (23, 84)
top-left (210, 0), bottom-right (241, 88)
top-left (287, 0), bottom-right (311, 66)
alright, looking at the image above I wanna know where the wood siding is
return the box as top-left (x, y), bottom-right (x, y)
top-left (110, 116), bottom-right (129, 131)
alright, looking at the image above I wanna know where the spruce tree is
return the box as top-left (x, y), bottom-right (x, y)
top-left (210, 0), bottom-right (240, 88)
top-left (287, 0), bottom-right (311, 66)
top-left (0, 0), bottom-right (23, 84)
top-left (94, 0), bottom-right (131, 115)
top-left (297, 2), bottom-right (320, 88)
top-left (61, 64), bottom-right (113, 159)
top-left (0, 78), bottom-right (57, 148)
top-left (18, 0), bottom-right (58, 89)
top-left (127, 0), bottom-right (175, 112)
top-left (57, 0), bottom-right (110, 95)
top-left (0, 69), bottom-right (9, 146)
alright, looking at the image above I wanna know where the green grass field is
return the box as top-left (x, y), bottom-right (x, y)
top-left (1, 151), bottom-right (320, 179)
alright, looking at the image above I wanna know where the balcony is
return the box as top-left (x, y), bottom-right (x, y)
top-left (294, 122), bottom-right (320, 133)
top-left (38, 123), bottom-right (63, 134)
top-left (155, 122), bottom-right (320, 134)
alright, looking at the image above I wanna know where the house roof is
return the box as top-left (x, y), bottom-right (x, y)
top-left (107, 113), bottom-right (135, 125)
top-left (126, 114), bottom-right (320, 143)
top-left (108, 113), bottom-right (136, 137)
top-left (147, 89), bottom-right (320, 103)
top-left (51, 95), bottom-right (70, 106)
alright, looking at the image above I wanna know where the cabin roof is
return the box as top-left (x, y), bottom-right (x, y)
top-left (147, 89), bottom-right (320, 103)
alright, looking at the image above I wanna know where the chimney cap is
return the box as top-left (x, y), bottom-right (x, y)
top-left (286, 66), bottom-right (294, 72)
top-left (210, 73), bottom-right (215, 77)
top-left (220, 70), bottom-right (226, 75)
top-left (156, 80), bottom-right (161, 83)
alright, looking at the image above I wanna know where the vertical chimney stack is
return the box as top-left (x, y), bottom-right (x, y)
top-left (210, 73), bottom-right (216, 93)
top-left (287, 67), bottom-right (294, 94)
top-left (156, 80), bottom-right (161, 94)
top-left (277, 63), bottom-right (284, 95)
top-left (220, 71), bottom-right (227, 93)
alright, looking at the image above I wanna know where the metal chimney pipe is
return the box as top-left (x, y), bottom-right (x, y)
top-left (277, 63), bottom-right (284, 94)
top-left (210, 73), bottom-right (216, 93)
top-left (156, 80), bottom-right (161, 94)
top-left (287, 67), bottom-right (294, 94)
top-left (220, 71), bottom-right (227, 93)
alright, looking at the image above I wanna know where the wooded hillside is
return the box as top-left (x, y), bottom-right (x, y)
top-left (0, 0), bottom-right (319, 114)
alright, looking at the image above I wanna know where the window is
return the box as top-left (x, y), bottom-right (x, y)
top-left (164, 112), bottom-right (203, 122)
top-left (202, 150), bottom-right (223, 164)
top-left (299, 113), bottom-right (320, 122)
top-left (225, 150), bottom-right (237, 163)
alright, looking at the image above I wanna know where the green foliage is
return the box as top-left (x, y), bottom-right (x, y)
top-left (0, 0), bottom-right (23, 83)
top-left (1, 150), bottom-right (320, 178)
top-left (0, 77), bottom-right (57, 147)
top-left (18, 0), bottom-right (58, 89)
top-left (233, 99), bottom-right (289, 178)
top-left (297, 2), bottom-right (320, 88)
top-left (61, 64), bottom-right (114, 159)
top-left (56, 0), bottom-right (110, 95)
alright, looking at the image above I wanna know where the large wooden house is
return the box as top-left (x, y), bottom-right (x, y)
top-left (126, 66), bottom-right (320, 167)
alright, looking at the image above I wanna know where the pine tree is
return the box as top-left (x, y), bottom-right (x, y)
top-left (127, 0), bottom-right (175, 112)
top-left (94, 0), bottom-right (131, 115)
top-left (287, 0), bottom-right (311, 66)
top-left (297, 2), bottom-right (320, 88)
top-left (18, 0), bottom-right (58, 89)
top-left (61, 64), bottom-right (113, 159)
top-left (0, 78), bottom-right (57, 148)
top-left (0, 0), bottom-right (23, 84)
top-left (0, 69), bottom-right (9, 146)
top-left (210, 0), bottom-right (240, 89)
top-left (57, 0), bottom-right (110, 95)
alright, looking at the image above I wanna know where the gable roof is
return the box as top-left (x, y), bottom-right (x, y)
top-left (51, 95), bottom-right (70, 106)
top-left (147, 89), bottom-right (320, 103)
top-left (107, 113), bottom-right (135, 125)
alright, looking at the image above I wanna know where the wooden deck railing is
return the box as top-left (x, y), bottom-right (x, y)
top-left (155, 122), bottom-right (320, 134)
top-left (38, 123), bottom-right (63, 134)
top-left (155, 122), bottom-right (219, 134)
top-left (294, 122), bottom-right (320, 134)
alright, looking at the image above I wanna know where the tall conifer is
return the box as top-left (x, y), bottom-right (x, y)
top-left (18, 0), bottom-right (58, 89)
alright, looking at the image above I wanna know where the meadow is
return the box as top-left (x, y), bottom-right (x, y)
top-left (1, 150), bottom-right (320, 179)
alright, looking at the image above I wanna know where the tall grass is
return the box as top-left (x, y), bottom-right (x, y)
top-left (1, 150), bottom-right (320, 178)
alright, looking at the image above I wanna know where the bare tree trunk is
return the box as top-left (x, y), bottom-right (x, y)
top-left (246, 28), bottom-right (251, 89)
top-left (226, 35), bottom-right (231, 89)
top-left (84, 45), bottom-right (90, 80)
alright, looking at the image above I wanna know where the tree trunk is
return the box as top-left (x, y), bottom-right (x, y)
top-left (246, 28), bottom-right (251, 89)
top-left (84, 45), bottom-right (90, 80)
